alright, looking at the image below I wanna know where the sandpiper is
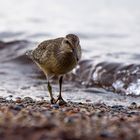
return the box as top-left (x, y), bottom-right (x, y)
top-left (26, 34), bottom-right (81, 105)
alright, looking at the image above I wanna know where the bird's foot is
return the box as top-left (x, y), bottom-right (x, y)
top-left (50, 98), bottom-right (56, 104)
top-left (55, 96), bottom-right (67, 106)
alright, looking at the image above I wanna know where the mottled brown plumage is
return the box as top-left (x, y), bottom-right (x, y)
top-left (26, 34), bottom-right (81, 105)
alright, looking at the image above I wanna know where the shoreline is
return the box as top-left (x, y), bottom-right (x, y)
top-left (0, 97), bottom-right (140, 140)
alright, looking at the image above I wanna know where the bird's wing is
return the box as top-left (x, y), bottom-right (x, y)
top-left (32, 38), bottom-right (63, 64)
top-left (31, 40), bottom-right (52, 64)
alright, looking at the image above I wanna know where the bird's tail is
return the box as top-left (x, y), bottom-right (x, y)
top-left (26, 50), bottom-right (34, 60)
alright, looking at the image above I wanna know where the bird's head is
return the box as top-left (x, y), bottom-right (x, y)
top-left (61, 34), bottom-right (81, 62)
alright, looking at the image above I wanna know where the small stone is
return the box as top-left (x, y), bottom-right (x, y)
top-left (100, 131), bottom-right (114, 138)
top-left (128, 111), bottom-right (139, 116)
top-left (23, 97), bottom-right (34, 103)
top-left (64, 117), bottom-right (74, 124)
top-left (15, 97), bottom-right (21, 100)
top-left (111, 105), bottom-right (124, 110)
top-left (13, 104), bottom-right (24, 111)
top-left (51, 104), bottom-right (59, 109)
top-left (0, 97), bottom-right (6, 103)
top-left (9, 95), bottom-right (13, 98)
top-left (129, 102), bottom-right (137, 109)
top-left (86, 99), bottom-right (91, 102)
top-left (131, 102), bottom-right (137, 105)
top-left (15, 97), bottom-right (22, 103)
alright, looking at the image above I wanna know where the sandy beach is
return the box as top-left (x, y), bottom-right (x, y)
top-left (0, 97), bottom-right (140, 140)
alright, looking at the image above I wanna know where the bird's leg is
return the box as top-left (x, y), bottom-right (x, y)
top-left (47, 78), bottom-right (55, 104)
top-left (55, 76), bottom-right (67, 105)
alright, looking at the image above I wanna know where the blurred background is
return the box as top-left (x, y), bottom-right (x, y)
top-left (0, 0), bottom-right (140, 61)
top-left (0, 0), bottom-right (140, 102)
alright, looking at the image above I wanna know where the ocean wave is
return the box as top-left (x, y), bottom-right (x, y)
top-left (0, 40), bottom-right (140, 96)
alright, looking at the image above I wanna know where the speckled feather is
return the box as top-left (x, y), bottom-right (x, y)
top-left (32, 38), bottom-right (63, 64)
top-left (30, 35), bottom-right (81, 76)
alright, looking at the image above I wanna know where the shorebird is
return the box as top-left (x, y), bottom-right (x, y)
top-left (26, 34), bottom-right (81, 105)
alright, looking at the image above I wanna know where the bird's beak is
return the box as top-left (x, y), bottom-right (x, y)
top-left (68, 40), bottom-right (79, 62)
top-left (73, 48), bottom-right (79, 62)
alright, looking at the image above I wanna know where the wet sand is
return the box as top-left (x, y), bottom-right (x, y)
top-left (0, 97), bottom-right (140, 140)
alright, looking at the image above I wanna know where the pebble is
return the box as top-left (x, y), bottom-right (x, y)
top-left (128, 111), bottom-right (139, 116)
top-left (12, 104), bottom-right (24, 111)
top-left (100, 131), bottom-right (114, 138)
top-left (111, 105), bottom-right (124, 110)
top-left (9, 95), bottom-right (13, 98)
top-left (23, 97), bottom-right (34, 103)
top-left (0, 99), bottom-right (139, 140)
top-left (64, 117), bottom-right (74, 124)
top-left (0, 97), bottom-right (6, 103)
top-left (15, 97), bottom-right (22, 103)
top-left (86, 99), bottom-right (91, 102)
top-left (131, 102), bottom-right (137, 105)
top-left (129, 102), bottom-right (137, 109)
top-left (51, 104), bottom-right (59, 109)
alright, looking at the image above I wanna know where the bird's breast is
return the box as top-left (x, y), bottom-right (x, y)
top-left (52, 52), bottom-right (77, 75)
